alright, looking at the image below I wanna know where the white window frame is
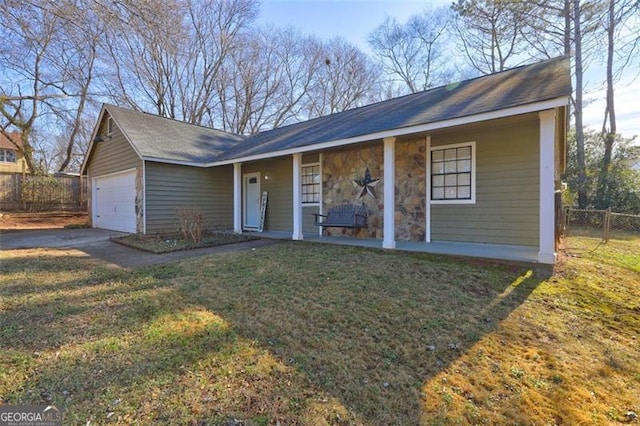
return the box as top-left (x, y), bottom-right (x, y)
top-left (0, 149), bottom-right (17, 163)
top-left (301, 162), bottom-right (321, 206)
top-left (429, 141), bottom-right (476, 205)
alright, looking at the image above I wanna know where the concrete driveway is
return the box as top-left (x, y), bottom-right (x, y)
top-left (0, 228), bottom-right (279, 269)
top-left (0, 228), bottom-right (126, 250)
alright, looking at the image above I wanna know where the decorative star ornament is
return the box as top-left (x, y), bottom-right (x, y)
top-left (352, 167), bottom-right (381, 199)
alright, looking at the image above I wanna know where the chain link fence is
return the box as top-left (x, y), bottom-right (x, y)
top-left (563, 208), bottom-right (640, 251)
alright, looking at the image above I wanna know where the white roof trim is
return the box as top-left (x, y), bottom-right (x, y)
top-left (141, 156), bottom-right (211, 167)
top-left (209, 97), bottom-right (569, 166)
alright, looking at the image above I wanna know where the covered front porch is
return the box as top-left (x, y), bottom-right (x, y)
top-left (243, 230), bottom-right (541, 266)
top-left (230, 109), bottom-right (561, 266)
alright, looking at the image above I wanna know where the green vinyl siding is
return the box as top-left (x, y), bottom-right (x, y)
top-left (145, 162), bottom-right (233, 234)
top-left (430, 114), bottom-right (540, 247)
top-left (86, 117), bottom-right (141, 178)
top-left (303, 205), bottom-right (319, 235)
top-left (242, 157), bottom-right (293, 232)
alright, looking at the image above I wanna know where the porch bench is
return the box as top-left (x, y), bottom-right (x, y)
top-left (313, 204), bottom-right (368, 228)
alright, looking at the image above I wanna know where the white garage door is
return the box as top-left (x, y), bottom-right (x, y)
top-left (94, 170), bottom-right (137, 233)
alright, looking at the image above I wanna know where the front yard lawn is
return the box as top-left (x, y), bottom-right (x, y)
top-left (1, 236), bottom-right (638, 424)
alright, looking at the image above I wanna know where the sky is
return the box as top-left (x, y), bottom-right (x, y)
top-left (258, 0), bottom-right (640, 140)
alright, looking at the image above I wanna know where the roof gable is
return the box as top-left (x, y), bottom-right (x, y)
top-left (0, 132), bottom-right (22, 150)
top-left (104, 105), bottom-right (245, 164)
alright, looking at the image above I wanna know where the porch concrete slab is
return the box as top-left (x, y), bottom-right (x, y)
top-left (395, 240), bottom-right (539, 263)
top-left (229, 231), bottom-right (543, 266)
top-left (304, 235), bottom-right (540, 265)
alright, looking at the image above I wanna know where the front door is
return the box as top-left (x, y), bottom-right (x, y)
top-left (243, 172), bottom-right (260, 229)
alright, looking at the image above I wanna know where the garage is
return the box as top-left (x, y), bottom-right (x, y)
top-left (93, 169), bottom-right (137, 233)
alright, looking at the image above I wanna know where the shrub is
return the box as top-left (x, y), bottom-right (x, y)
top-left (176, 208), bottom-right (204, 244)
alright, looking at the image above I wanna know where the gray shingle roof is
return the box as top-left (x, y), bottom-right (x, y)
top-left (217, 56), bottom-right (570, 161)
top-left (105, 105), bottom-right (245, 163)
top-left (98, 56), bottom-right (569, 167)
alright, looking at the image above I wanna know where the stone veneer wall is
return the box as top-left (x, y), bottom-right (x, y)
top-left (395, 139), bottom-right (426, 241)
top-left (322, 144), bottom-right (384, 239)
top-left (322, 139), bottom-right (427, 241)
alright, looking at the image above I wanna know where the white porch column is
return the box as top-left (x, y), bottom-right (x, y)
top-left (233, 162), bottom-right (242, 234)
top-left (292, 153), bottom-right (303, 240)
top-left (383, 137), bottom-right (396, 249)
top-left (425, 135), bottom-right (431, 243)
top-left (538, 109), bottom-right (557, 264)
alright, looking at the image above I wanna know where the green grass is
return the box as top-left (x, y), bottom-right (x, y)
top-left (1, 236), bottom-right (639, 424)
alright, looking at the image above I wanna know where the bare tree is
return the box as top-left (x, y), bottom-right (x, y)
top-left (215, 27), bottom-right (326, 134)
top-left (521, 0), bottom-right (603, 208)
top-left (451, 0), bottom-right (535, 74)
top-left (306, 38), bottom-right (381, 117)
top-left (0, 0), bottom-right (107, 173)
top-left (102, 0), bottom-right (258, 125)
top-left (368, 7), bottom-right (459, 94)
top-left (596, 0), bottom-right (639, 207)
top-left (53, 3), bottom-right (104, 172)
top-left (0, 1), bottom-right (68, 173)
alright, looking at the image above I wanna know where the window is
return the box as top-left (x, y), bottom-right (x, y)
top-left (430, 142), bottom-right (475, 203)
top-left (107, 117), bottom-right (114, 135)
top-left (301, 163), bottom-right (320, 204)
top-left (0, 149), bottom-right (16, 163)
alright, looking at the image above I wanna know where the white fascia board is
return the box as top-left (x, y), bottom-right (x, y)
top-left (208, 97), bottom-right (569, 166)
top-left (140, 156), bottom-right (208, 167)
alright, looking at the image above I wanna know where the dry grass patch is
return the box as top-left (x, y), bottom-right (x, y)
top-left (0, 212), bottom-right (88, 230)
top-left (1, 236), bottom-right (639, 424)
top-left (421, 236), bottom-right (640, 424)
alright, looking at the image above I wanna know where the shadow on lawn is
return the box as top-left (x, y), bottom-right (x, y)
top-left (1, 243), bottom-right (546, 424)
top-left (174, 242), bottom-right (546, 424)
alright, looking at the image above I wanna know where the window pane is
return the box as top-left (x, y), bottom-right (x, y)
top-left (432, 150), bottom-right (443, 162)
top-left (445, 187), bottom-right (457, 199)
top-left (432, 162), bottom-right (444, 174)
top-left (458, 147), bottom-right (471, 159)
top-left (444, 174), bottom-right (457, 186)
top-left (444, 161), bottom-right (457, 173)
top-left (444, 149), bottom-right (457, 160)
top-left (458, 186), bottom-right (471, 199)
top-left (432, 175), bottom-right (444, 187)
top-left (457, 173), bottom-right (471, 186)
top-left (457, 159), bottom-right (471, 172)
top-left (432, 187), bottom-right (444, 199)
top-left (6, 151), bottom-right (15, 162)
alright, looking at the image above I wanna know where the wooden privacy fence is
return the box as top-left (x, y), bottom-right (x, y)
top-left (0, 173), bottom-right (88, 212)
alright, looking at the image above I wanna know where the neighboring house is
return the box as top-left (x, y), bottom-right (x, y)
top-left (0, 132), bottom-right (29, 174)
top-left (82, 57), bottom-right (570, 264)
